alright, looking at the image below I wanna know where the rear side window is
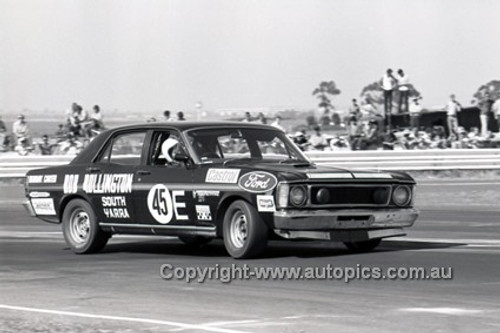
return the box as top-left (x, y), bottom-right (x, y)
top-left (97, 131), bottom-right (146, 165)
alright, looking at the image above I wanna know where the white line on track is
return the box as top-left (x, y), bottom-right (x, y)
top-left (0, 304), bottom-right (250, 333)
top-left (392, 237), bottom-right (500, 246)
top-left (399, 307), bottom-right (484, 315)
top-left (201, 320), bottom-right (261, 326)
top-left (419, 182), bottom-right (500, 186)
top-left (169, 320), bottom-right (262, 332)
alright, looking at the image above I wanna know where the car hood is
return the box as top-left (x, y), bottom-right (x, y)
top-left (224, 162), bottom-right (415, 183)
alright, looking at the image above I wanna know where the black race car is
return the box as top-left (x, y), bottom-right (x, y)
top-left (23, 122), bottom-right (418, 258)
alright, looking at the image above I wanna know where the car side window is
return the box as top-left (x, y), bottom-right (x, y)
top-left (149, 131), bottom-right (187, 167)
top-left (96, 131), bottom-right (146, 166)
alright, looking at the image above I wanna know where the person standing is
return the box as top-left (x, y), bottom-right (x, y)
top-left (409, 98), bottom-right (423, 131)
top-left (163, 110), bottom-right (173, 121)
top-left (12, 114), bottom-right (30, 143)
top-left (257, 112), bottom-right (267, 124)
top-left (77, 104), bottom-right (89, 125)
top-left (0, 116), bottom-right (10, 151)
top-left (349, 98), bottom-right (361, 118)
top-left (493, 96), bottom-right (500, 132)
top-left (13, 114), bottom-right (34, 152)
top-left (446, 94), bottom-right (462, 137)
top-left (396, 69), bottom-right (410, 113)
top-left (242, 112), bottom-right (253, 122)
top-left (90, 105), bottom-right (104, 128)
top-left (479, 92), bottom-right (494, 137)
top-left (0, 116), bottom-right (6, 132)
top-left (66, 102), bottom-right (79, 122)
top-left (177, 111), bottom-right (186, 121)
top-left (347, 99), bottom-right (361, 139)
top-left (68, 105), bottom-right (84, 137)
top-left (380, 69), bottom-right (396, 129)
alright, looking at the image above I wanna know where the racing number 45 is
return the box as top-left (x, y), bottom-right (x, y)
top-left (147, 184), bottom-right (188, 224)
top-left (152, 187), bottom-right (169, 216)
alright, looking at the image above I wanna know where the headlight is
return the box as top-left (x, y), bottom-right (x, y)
top-left (290, 185), bottom-right (307, 206)
top-left (315, 188), bottom-right (330, 204)
top-left (372, 187), bottom-right (390, 205)
top-left (392, 185), bottom-right (411, 206)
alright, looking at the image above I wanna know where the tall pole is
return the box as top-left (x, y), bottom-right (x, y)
top-left (195, 101), bottom-right (202, 121)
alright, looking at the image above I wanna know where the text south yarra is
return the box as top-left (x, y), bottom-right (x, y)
top-left (82, 173), bottom-right (134, 194)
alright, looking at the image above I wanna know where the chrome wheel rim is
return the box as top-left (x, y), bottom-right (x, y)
top-left (69, 209), bottom-right (90, 244)
top-left (230, 210), bottom-right (247, 249)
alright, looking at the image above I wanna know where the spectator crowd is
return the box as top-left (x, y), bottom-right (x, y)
top-left (0, 102), bottom-right (106, 155)
top-left (285, 90), bottom-right (500, 152)
top-left (285, 68), bottom-right (500, 152)
top-left (2, 85), bottom-right (500, 156)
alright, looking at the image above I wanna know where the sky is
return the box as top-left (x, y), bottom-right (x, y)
top-left (1, 0), bottom-right (499, 115)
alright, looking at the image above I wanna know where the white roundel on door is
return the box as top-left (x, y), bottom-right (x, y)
top-left (147, 184), bottom-right (174, 224)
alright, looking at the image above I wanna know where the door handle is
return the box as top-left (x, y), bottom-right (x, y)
top-left (137, 170), bottom-right (151, 176)
top-left (86, 167), bottom-right (101, 173)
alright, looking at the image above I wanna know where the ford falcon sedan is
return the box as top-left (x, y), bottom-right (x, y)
top-left (23, 122), bottom-right (419, 258)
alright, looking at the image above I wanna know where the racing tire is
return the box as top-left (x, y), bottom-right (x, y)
top-left (62, 199), bottom-right (110, 254)
top-left (223, 200), bottom-right (268, 259)
top-left (178, 235), bottom-right (212, 247)
top-left (343, 238), bottom-right (382, 252)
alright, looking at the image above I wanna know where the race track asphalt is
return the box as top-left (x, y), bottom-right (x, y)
top-left (1, 180), bottom-right (499, 332)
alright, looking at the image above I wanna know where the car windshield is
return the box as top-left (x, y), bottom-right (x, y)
top-left (185, 127), bottom-right (310, 164)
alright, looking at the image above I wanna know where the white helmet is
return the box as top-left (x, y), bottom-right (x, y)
top-left (161, 137), bottom-right (179, 162)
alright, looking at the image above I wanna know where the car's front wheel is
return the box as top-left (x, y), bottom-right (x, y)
top-left (343, 239), bottom-right (381, 252)
top-left (223, 200), bottom-right (268, 259)
top-left (62, 199), bottom-right (110, 254)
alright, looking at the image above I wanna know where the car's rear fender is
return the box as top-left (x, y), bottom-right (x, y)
top-left (58, 194), bottom-right (98, 223)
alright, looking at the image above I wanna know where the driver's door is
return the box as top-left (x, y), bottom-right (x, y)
top-left (132, 130), bottom-right (198, 227)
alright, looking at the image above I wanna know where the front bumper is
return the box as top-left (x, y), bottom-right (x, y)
top-left (273, 208), bottom-right (419, 231)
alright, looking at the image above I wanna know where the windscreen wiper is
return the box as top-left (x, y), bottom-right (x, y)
top-left (278, 159), bottom-right (312, 167)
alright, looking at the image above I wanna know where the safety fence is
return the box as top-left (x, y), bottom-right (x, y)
top-left (307, 149), bottom-right (500, 171)
top-left (2, 149), bottom-right (500, 178)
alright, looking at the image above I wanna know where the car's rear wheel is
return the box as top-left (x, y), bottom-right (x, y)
top-left (223, 200), bottom-right (268, 259)
top-left (62, 199), bottom-right (110, 254)
top-left (343, 239), bottom-right (382, 252)
top-left (178, 235), bottom-right (212, 246)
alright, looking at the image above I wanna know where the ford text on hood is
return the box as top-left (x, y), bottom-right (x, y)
top-left (23, 122), bottom-right (419, 259)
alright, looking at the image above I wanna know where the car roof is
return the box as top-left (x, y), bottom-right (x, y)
top-left (108, 121), bottom-right (278, 132)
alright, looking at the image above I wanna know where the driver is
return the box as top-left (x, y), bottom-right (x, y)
top-left (161, 137), bottom-right (180, 165)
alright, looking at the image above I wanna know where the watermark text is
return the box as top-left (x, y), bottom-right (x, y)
top-left (159, 264), bottom-right (453, 283)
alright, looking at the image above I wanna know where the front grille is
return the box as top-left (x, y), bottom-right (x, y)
top-left (309, 185), bottom-right (391, 207)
